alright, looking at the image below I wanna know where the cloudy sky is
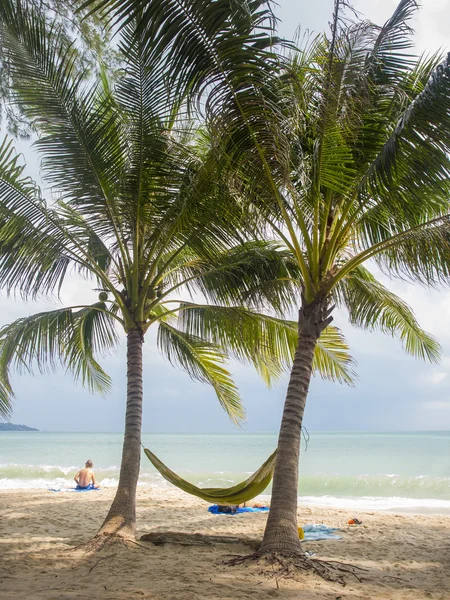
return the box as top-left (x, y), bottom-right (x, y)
top-left (2, 0), bottom-right (450, 433)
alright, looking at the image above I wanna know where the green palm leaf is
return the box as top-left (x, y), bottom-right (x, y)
top-left (79, 0), bottom-right (279, 107)
top-left (0, 135), bottom-right (38, 193)
top-left (365, 0), bottom-right (418, 81)
top-left (156, 321), bottom-right (244, 424)
top-left (314, 325), bottom-right (356, 386)
top-left (336, 214), bottom-right (450, 289)
top-left (176, 303), bottom-right (356, 386)
top-left (0, 134), bottom-right (117, 296)
top-left (167, 241), bottom-right (299, 313)
top-left (177, 303), bottom-right (293, 386)
top-left (0, 0), bottom-right (126, 240)
top-left (0, 303), bottom-right (119, 417)
top-left (338, 266), bottom-right (440, 362)
top-left (358, 50), bottom-right (450, 234)
top-left (0, 135), bottom-right (75, 297)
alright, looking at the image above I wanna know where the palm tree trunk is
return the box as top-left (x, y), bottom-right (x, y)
top-left (260, 300), bottom-right (330, 555)
top-left (97, 328), bottom-right (143, 539)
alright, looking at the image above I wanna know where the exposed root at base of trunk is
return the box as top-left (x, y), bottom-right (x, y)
top-left (69, 533), bottom-right (136, 554)
top-left (224, 551), bottom-right (368, 586)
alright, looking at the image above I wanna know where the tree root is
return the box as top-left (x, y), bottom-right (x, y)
top-left (224, 551), bottom-right (368, 586)
top-left (88, 553), bottom-right (117, 573)
top-left (68, 533), bottom-right (136, 554)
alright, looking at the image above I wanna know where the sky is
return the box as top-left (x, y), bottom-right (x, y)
top-left (2, 0), bottom-right (450, 433)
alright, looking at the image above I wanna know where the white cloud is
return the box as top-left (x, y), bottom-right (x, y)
top-left (418, 371), bottom-right (448, 386)
top-left (423, 400), bottom-right (450, 411)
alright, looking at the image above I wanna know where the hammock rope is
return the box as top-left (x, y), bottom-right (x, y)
top-left (143, 447), bottom-right (277, 505)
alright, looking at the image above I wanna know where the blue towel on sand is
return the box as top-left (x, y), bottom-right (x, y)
top-left (207, 508), bottom-right (341, 540)
top-left (302, 524), bottom-right (341, 541)
top-left (49, 486), bottom-right (100, 493)
top-left (208, 505), bottom-right (269, 514)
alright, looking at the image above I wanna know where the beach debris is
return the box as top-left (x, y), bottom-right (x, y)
top-left (347, 518), bottom-right (362, 525)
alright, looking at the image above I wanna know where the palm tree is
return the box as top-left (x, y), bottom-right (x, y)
top-left (63, 0), bottom-right (450, 564)
top-left (0, 0), bottom-right (355, 542)
top-left (220, 0), bottom-right (450, 557)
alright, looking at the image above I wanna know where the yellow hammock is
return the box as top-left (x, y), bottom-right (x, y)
top-left (143, 447), bottom-right (277, 505)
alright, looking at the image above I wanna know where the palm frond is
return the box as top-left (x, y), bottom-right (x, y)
top-left (0, 134), bottom-right (78, 297)
top-left (164, 241), bottom-right (300, 314)
top-left (156, 321), bottom-right (244, 424)
top-left (80, 0), bottom-right (290, 237)
top-left (314, 325), bottom-right (356, 385)
top-left (137, 134), bottom-right (250, 278)
top-left (365, 0), bottom-right (418, 82)
top-left (0, 132), bottom-right (120, 297)
top-left (359, 51), bottom-right (450, 231)
top-left (80, 0), bottom-right (279, 110)
top-left (318, 126), bottom-right (356, 196)
top-left (0, 0), bottom-right (126, 241)
top-left (0, 303), bottom-right (119, 417)
top-left (339, 215), bottom-right (450, 289)
top-left (114, 20), bottom-right (176, 235)
top-left (337, 266), bottom-right (440, 362)
top-left (176, 303), bottom-right (294, 386)
top-left (0, 135), bottom-right (39, 194)
top-left (176, 303), bottom-right (356, 386)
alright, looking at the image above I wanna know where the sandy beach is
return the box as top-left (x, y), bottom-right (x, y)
top-left (1, 487), bottom-right (449, 600)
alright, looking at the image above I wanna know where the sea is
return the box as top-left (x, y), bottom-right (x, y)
top-left (1, 431), bottom-right (449, 513)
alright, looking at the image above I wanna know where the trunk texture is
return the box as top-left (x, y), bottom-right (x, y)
top-left (260, 300), bottom-right (330, 555)
top-left (97, 329), bottom-right (143, 539)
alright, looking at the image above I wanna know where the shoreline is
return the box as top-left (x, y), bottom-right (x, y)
top-left (2, 487), bottom-right (450, 599)
top-left (2, 484), bottom-right (450, 516)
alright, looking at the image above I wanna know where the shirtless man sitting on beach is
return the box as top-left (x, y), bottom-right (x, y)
top-left (74, 460), bottom-right (100, 489)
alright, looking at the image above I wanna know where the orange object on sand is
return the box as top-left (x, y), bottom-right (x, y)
top-left (348, 518), bottom-right (362, 525)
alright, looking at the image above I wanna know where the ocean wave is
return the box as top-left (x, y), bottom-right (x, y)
top-left (296, 474), bottom-right (450, 499)
top-left (0, 464), bottom-right (121, 480)
top-left (297, 495), bottom-right (450, 511)
top-left (0, 477), bottom-right (122, 489)
top-left (2, 478), bottom-right (450, 513)
top-left (0, 468), bottom-right (169, 490)
top-left (1, 465), bottom-right (450, 505)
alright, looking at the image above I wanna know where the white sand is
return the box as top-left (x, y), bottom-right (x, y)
top-left (1, 487), bottom-right (450, 599)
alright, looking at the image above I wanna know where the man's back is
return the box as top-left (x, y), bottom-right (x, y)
top-left (74, 459), bottom-right (99, 489)
top-left (75, 467), bottom-right (94, 488)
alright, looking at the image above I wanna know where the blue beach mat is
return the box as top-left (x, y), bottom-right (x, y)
top-left (302, 524), bottom-right (342, 541)
top-left (49, 486), bottom-right (101, 493)
top-left (208, 505), bottom-right (269, 514)
top-left (207, 507), bottom-right (341, 540)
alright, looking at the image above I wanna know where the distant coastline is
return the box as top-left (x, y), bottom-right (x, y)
top-left (0, 423), bottom-right (39, 432)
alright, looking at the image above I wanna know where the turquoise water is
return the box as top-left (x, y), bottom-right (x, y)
top-left (1, 431), bottom-right (449, 511)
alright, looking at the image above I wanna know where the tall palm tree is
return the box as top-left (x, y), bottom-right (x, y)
top-left (65, 0), bottom-right (450, 563)
top-left (222, 0), bottom-right (450, 556)
top-left (0, 0), bottom-right (354, 542)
